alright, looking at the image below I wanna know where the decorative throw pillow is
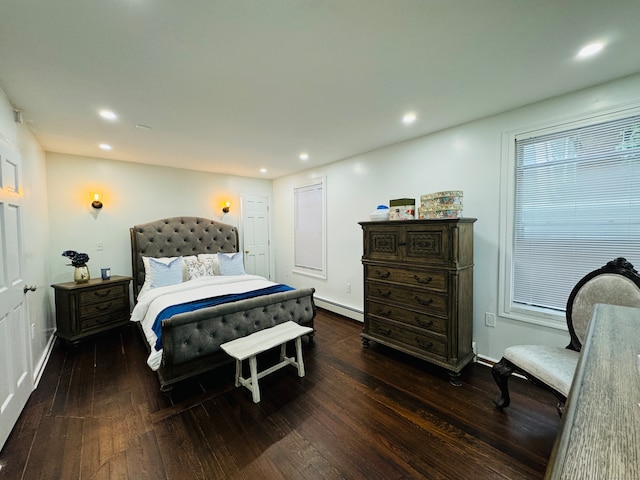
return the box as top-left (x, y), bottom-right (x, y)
top-left (218, 252), bottom-right (246, 276)
top-left (141, 256), bottom-right (183, 292)
top-left (197, 254), bottom-right (221, 276)
top-left (183, 255), bottom-right (206, 280)
top-left (140, 256), bottom-right (174, 295)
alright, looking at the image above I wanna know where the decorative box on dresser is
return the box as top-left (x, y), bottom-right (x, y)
top-left (52, 276), bottom-right (132, 345)
top-left (359, 218), bottom-right (476, 384)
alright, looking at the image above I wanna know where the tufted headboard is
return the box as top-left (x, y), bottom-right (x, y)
top-left (130, 216), bottom-right (239, 301)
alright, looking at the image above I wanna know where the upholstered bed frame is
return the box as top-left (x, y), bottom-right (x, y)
top-left (130, 216), bottom-right (316, 392)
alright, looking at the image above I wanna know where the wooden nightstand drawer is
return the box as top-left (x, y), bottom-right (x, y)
top-left (78, 284), bottom-right (128, 305)
top-left (52, 276), bottom-right (132, 345)
top-left (81, 311), bottom-right (129, 331)
top-left (79, 297), bottom-right (128, 318)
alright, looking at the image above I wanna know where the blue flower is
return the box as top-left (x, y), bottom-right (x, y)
top-left (62, 250), bottom-right (90, 267)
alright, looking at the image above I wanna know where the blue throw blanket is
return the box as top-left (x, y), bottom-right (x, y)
top-left (152, 283), bottom-right (294, 350)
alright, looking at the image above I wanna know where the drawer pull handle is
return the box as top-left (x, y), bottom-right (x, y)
top-left (398, 242), bottom-right (406, 246)
top-left (415, 296), bottom-right (433, 306)
top-left (416, 339), bottom-right (433, 350)
top-left (377, 289), bottom-right (391, 298)
top-left (94, 290), bottom-right (110, 298)
top-left (413, 275), bottom-right (433, 285)
top-left (95, 303), bottom-right (113, 311)
top-left (376, 308), bottom-right (392, 317)
top-left (375, 270), bottom-right (391, 279)
top-left (377, 327), bottom-right (392, 335)
top-left (416, 318), bottom-right (433, 328)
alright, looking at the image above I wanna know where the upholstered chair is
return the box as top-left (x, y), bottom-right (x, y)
top-left (491, 257), bottom-right (640, 416)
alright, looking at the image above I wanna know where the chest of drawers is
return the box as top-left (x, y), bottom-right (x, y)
top-left (360, 219), bottom-right (476, 384)
top-left (52, 276), bottom-right (132, 345)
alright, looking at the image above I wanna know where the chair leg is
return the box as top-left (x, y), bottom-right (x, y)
top-left (491, 357), bottom-right (514, 409)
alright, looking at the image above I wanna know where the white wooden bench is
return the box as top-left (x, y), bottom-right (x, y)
top-left (220, 321), bottom-right (314, 403)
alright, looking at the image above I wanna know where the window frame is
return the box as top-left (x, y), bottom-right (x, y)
top-left (293, 176), bottom-right (327, 279)
top-left (498, 103), bottom-right (640, 329)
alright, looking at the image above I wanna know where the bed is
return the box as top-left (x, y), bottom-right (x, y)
top-left (129, 216), bottom-right (316, 392)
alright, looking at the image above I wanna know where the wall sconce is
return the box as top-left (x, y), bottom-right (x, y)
top-left (91, 192), bottom-right (103, 209)
top-left (222, 201), bottom-right (230, 214)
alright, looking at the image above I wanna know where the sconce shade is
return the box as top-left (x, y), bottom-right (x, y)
top-left (222, 201), bottom-right (230, 214)
top-left (91, 192), bottom-right (103, 209)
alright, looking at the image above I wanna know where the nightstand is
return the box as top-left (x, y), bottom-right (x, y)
top-left (52, 275), bottom-right (132, 345)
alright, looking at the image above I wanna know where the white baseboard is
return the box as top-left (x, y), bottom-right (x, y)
top-left (33, 333), bottom-right (56, 388)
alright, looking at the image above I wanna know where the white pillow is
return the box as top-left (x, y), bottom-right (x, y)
top-left (140, 256), bottom-right (184, 294)
top-left (183, 255), bottom-right (206, 280)
top-left (218, 252), bottom-right (246, 276)
top-left (197, 254), bottom-right (221, 276)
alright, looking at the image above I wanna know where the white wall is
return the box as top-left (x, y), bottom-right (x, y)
top-left (272, 73), bottom-right (640, 362)
top-left (0, 88), bottom-right (53, 380)
top-left (46, 153), bottom-right (272, 287)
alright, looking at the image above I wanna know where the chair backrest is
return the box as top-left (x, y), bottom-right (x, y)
top-left (566, 257), bottom-right (640, 351)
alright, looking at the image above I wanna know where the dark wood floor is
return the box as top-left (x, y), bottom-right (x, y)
top-left (0, 309), bottom-right (561, 479)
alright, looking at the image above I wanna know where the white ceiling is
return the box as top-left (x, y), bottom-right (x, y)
top-left (1, 1), bottom-right (640, 179)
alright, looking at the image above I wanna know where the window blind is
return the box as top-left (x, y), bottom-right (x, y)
top-left (513, 114), bottom-right (640, 313)
top-left (294, 179), bottom-right (325, 277)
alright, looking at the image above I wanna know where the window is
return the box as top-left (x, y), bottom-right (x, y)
top-left (500, 110), bottom-right (640, 327)
top-left (293, 177), bottom-right (326, 278)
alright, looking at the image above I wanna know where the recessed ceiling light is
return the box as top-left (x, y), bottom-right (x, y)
top-left (299, 152), bottom-right (309, 161)
top-left (260, 168), bottom-right (267, 174)
top-left (99, 110), bottom-right (117, 121)
top-left (99, 143), bottom-right (112, 151)
top-left (402, 112), bottom-right (417, 125)
top-left (577, 42), bottom-right (604, 59)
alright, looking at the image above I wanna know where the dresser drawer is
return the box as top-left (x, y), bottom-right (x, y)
top-left (79, 296), bottom-right (128, 319)
top-left (367, 318), bottom-right (447, 359)
top-left (366, 299), bottom-right (447, 336)
top-left (366, 264), bottom-right (447, 292)
top-left (81, 311), bottom-right (129, 330)
top-left (79, 284), bottom-right (128, 305)
top-left (367, 280), bottom-right (448, 315)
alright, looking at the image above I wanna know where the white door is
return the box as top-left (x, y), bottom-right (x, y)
top-left (241, 195), bottom-right (271, 280)
top-left (0, 141), bottom-right (32, 451)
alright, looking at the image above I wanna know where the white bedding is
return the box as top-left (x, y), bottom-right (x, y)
top-left (131, 274), bottom-right (276, 370)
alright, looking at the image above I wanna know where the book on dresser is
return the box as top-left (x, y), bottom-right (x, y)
top-left (359, 218), bottom-right (476, 385)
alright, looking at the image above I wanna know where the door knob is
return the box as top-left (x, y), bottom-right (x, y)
top-left (23, 285), bottom-right (37, 294)
top-left (245, 250), bottom-right (250, 254)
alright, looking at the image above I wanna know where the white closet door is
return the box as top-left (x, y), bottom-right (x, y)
top-left (0, 141), bottom-right (32, 451)
top-left (241, 195), bottom-right (271, 280)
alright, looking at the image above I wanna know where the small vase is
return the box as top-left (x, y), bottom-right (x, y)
top-left (74, 265), bottom-right (90, 284)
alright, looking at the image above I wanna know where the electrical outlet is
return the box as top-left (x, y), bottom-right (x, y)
top-left (96, 242), bottom-right (104, 251)
top-left (346, 282), bottom-right (351, 293)
top-left (485, 312), bottom-right (496, 327)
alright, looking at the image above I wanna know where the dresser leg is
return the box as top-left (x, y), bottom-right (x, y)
top-left (448, 371), bottom-right (462, 387)
top-left (361, 336), bottom-right (370, 348)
